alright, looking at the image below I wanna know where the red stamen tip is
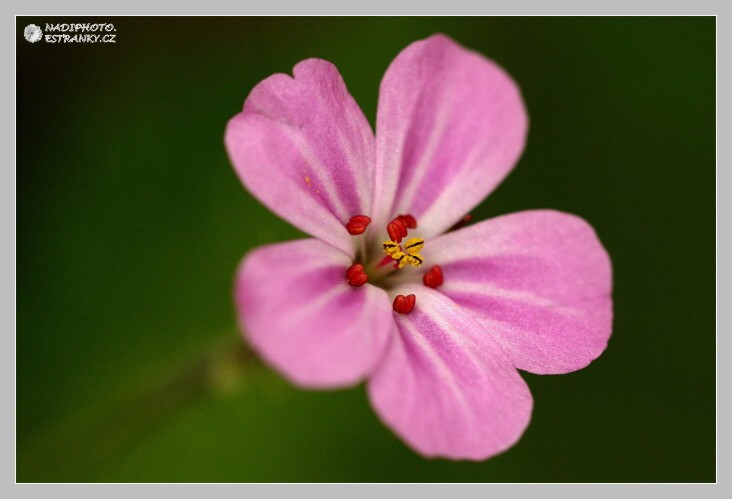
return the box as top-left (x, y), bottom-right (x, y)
top-left (393, 218), bottom-right (407, 236)
top-left (393, 294), bottom-right (416, 314)
top-left (387, 217), bottom-right (409, 243)
top-left (397, 214), bottom-right (417, 229)
top-left (387, 221), bottom-right (403, 243)
top-left (346, 215), bottom-right (371, 235)
top-left (404, 294), bottom-right (416, 312)
top-left (346, 263), bottom-right (368, 287)
top-left (346, 263), bottom-right (363, 280)
top-left (423, 265), bottom-right (444, 288)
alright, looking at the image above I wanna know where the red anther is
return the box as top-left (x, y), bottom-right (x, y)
top-left (423, 265), bottom-right (444, 289)
top-left (393, 295), bottom-right (405, 313)
top-left (346, 215), bottom-right (371, 235)
top-left (350, 215), bottom-right (371, 225)
top-left (404, 294), bottom-right (416, 313)
top-left (346, 263), bottom-right (368, 287)
top-left (346, 263), bottom-right (364, 281)
top-left (392, 218), bottom-right (407, 237)
top-left (397, 214), bottom-right (417, 229)
top-left (433, 265), bottom-right (444, 285)
top-left (393, 294), bottom-right (416, 314)
top-left (387, 221), bottom-right (403, 243)
top-left (349, 272), bottom-right (368, 287)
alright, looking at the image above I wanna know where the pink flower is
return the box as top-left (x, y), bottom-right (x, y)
top-left (225, 34), bottom-right (613, 460)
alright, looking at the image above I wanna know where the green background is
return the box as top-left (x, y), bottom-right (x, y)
top-left (17, 17), bottom-right (715, 482)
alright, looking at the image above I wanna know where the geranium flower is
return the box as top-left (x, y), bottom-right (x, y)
top-left (224, 34), bottom-right (612, 460)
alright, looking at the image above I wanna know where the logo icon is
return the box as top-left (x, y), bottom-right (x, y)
top-left (24, 24), bottom-right (43, 43)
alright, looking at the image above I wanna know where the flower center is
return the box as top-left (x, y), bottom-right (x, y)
top-left (382, 236), bottom-right (424, 266)
top-left (344, 213), bottom-right (443, 315)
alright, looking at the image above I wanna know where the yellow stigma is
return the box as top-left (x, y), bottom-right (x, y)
top-left (404, 237), bottom-right (424, 254)
top-left (383, 241), bottom-right (400, 257)
top-left (383, 237), bottom-right (425, 268)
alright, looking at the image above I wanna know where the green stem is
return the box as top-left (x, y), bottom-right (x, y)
top-left (17, 333), bottom-right (260, 482)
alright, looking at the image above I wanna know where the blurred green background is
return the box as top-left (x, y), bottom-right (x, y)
top-left (17, 17), bottom-right (715, 482)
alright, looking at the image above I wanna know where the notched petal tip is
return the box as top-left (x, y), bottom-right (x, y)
top-left (225, 53), bottom-right (377, 257)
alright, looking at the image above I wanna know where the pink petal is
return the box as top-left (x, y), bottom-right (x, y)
top-left (235, 239), bottom-right (393, 388)
top-left (367, 285), bottom-right (532, 460)
top-left (225, 59), bottom-right (375, 257)
top-left (429, 210), bottom-right (613, 375)
top-left (373, 34), bottom-right (528, 236)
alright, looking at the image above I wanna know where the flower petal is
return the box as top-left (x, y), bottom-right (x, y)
top-left (429, 210), bottom-right (613, 375)
top-left (367, 285), bottom-right (532, 460)
top-left (373, 34), bottom-right (528, 236)
top-left (226, 59), bottom-right (375, 256)
top-left (235, 239), bottom-right (393, 388)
